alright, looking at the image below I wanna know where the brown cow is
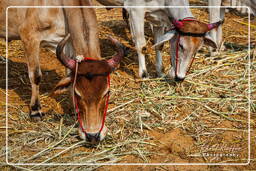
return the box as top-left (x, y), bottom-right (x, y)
top-left (54, 34), bottom-right (125, 143)
top-left (0, 0), bottom-right (125, 143)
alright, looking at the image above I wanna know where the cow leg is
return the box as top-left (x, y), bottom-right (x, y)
top-left (231, 0), bottom-right (237, 6)
top-left (218, 7), bottom-right (225, 52)
top-left (27, 41), bottom-right (43, 121)
top-left (208, 0), bottom-right (223, 56)
top-left (127, 8), bottom-right (148, 78)
top-left (26, 41), bottom-right (43, 121)
top-left (153, 26), bottom-right (165, 77)
top-left (19, 29), bottom-right (43, 121)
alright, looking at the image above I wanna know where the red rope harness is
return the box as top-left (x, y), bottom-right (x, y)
top-left (73, 57), bottom-right (110, 136)
top-left (173, 18), bottom-right (198, 77)
top-left (175, 34), bottom-right (180, 77)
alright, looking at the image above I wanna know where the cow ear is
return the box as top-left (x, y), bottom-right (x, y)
top-left (52, 76), bottom-right (72, 95)
top-left (204, 33), bottom-right (217, 49)
top-left (152, 30), bottom-right (176, 49)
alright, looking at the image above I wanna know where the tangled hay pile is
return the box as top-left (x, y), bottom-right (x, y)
top-left (0, 6), bottom-right (255, 171)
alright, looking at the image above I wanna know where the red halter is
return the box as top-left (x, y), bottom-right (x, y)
top-left (172, 18), bottom-right (198, 77)
top-left (72, 57), bottom-right (110, 136)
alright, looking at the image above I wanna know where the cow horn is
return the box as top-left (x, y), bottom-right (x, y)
top-left (172, 19), bottom-right (184, 29)
top-left (107, 36), bottom-right (125, 69)
top-left (207, 19), bottom-right (225, 31)
top-left (56, 33), bottom-right (76, 70)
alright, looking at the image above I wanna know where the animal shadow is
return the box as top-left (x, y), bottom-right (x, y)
top-left (0, 57), bottom-right (73, 122)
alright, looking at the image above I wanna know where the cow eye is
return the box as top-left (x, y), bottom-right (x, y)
top-left (84, 72), bottom-right (94, 80)
top-left (179, 44), bottom-right (184, 50)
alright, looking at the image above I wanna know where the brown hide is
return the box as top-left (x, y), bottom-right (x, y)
top-left (75, 60), bottom-right (112, 132)
top-left (62, 0), bottom-right (101, 59)
top-left (178, 20), bottom-right (209, 34)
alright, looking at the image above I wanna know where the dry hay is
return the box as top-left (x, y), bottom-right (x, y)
top-left (0, 6), bottom-right (255, 171)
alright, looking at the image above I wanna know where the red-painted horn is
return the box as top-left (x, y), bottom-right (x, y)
top-left (172, 19), bottom-right (184, 29)
top-left (56, 33), bottom-right (76, 70)
top-left (207, 19), bottom-right (224, 31)
top-left (107, 37), bottom-right (125, 69)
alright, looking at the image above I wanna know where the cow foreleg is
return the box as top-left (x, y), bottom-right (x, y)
top-left (20, 31), bottom-right (43, 121)
top-left (127, 8), bottom-right (148, 78)
top-left (153, 26), bottom-right (165, 77)
top-left (208, 0), bottom-right (224, 56)
top-left (27, 42), bottom-right (43, 121)
top-left (217, 7), bottom-right (225, 51)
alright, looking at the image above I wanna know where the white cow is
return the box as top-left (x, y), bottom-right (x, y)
top-left (97, 0), bottom-right (223, 81)
top-left (208, 0), bottom-right (255, 56)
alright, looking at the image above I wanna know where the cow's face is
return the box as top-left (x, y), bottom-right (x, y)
top-left (168, 31), bottom-right (216, 81)
top-left (153, 19), bottom-right (222, 81)
top-left (53, 34), bottom-right (124, 144)
top-left (54, 61), bottom-right (111, 143)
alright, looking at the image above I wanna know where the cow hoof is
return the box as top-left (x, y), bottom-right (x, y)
top-left (210, 51), bottom-right (219, 57)
top-left (167, 68), bottom-right (175, 80)
top-left (219, 44), bottom-right (226, 52)
top-left (30, 112), bottom-right (44, 121)
top-left (157, 72), bottom-right (165, 78)
top-left (140, 70), bottom-right (148, 79)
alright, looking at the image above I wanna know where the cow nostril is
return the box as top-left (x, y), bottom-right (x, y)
top-left (175, 76), bottom-right (185, 82)
top-left (86, 132), bottom-right (100, 144)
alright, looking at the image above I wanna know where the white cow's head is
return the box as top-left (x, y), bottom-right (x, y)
top-left (153, 19), bottom-right (224, 81)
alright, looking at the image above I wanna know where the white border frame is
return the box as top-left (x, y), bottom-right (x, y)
top-left (5, 5), bottom-right (251, 166)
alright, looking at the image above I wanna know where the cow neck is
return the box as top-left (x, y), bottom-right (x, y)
top-left (72, 57), bottom-right (110, 137)
top-left (63, 5), bottom-right (101, 59)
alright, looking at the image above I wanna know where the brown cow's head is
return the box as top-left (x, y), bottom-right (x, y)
top-left (53, 34), bottom-right (124, 144)
top-left (153, 19), bottom-right (223, 81)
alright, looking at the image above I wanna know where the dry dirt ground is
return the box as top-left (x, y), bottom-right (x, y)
top-left (0, 3), bottom-right (256, 171)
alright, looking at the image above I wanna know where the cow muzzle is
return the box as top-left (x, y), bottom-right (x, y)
top-left (78, 125), bottom-right (108, 144)
top-left (175, 76), bottom-right (185, 82)
top-left (86, 132), bottom-right (100, 144)
top-left (168, 67), bottom-right (186, 82)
